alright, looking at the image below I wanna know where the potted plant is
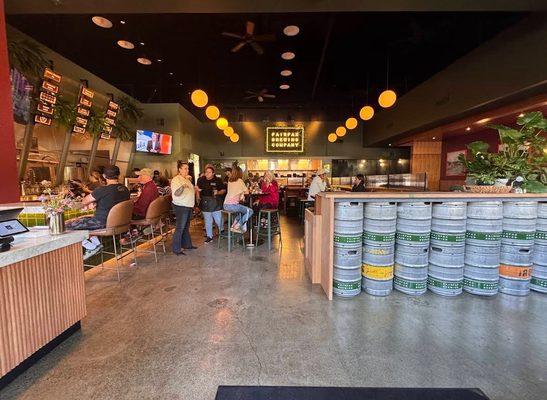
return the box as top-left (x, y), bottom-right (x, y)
top-left (457, 141), bottom-right (509, 192)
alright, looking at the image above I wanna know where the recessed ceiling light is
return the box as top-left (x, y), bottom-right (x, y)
top-left (140, 42), bottom-right (145, 46)
top-left (157, 58), bottom-right (162, 62)
top-left (117, 40), bottom-right (135, 49)
top-left (92, 16), bottom-right (113, 28)
top-left (179, 83), bottom-right (183, 86)
top-left (477, 117), bottom-right (491, 124)
top-left (388, 143), bottom-right (392, 147)
top-left (281, 52), bottom-right (295, 60)
top-left (280, 70), bottom-right (292, 77)
top-left (283, 25), bottom-right (300, 36)
top-left (137, 57), bottom-right (152, 65)
top-left (465, 126), bottom-right (471, 131)
top-left (120, 20), bottom-right (126, 25)
top-left (280, 84), bottom-right (290, 90)
top-left (169, 72), bottom-right (174, 76)
top-left (432, 136), bottom-right (436, 140)
top-left (518, 113), bottom-right (525, 117)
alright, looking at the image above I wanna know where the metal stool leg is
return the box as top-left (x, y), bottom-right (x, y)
top-left (159, 221), bottom-right (166, 254)
top-left (112, 234), bottom-right (121, 282)
top-left (267, 212), bottom-right (272, 251)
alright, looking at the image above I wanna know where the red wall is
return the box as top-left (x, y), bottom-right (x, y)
top-left (0, 0), bottom-right (21, 203)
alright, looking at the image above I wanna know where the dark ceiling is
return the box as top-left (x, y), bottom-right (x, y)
top-left (8, 12), bottom-right (524, 121)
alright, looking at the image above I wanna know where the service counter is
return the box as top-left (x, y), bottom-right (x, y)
top-left (305, 191), bottom-right (547, 300)
top-left (0, 228), bottom-right (88, 387)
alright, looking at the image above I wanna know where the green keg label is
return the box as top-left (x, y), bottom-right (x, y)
top-left (396, 232), bottom-right (430, 242)
top-left (427, 276), bottom-right (463, 289)
top-left (535, 231), bottom-right (547, 240)
top-left (466, 231), bottom-right (501, 241)
top-left (363, 231), bottom-right (396, 243)
top-left (333, 279), bottom-right (361, 290)
top-left (394, 276), bottom-right (427, 290)
top-left (502, 231), bottom-right (535, 241)
top-left (334, 234), bottom-right (362, 244)
top-left (463, 277), bottom-right (498, 290)
top-left (530, 277), bottom-right (547, 288)
top-left (431, 231), bottom-right (465, 243)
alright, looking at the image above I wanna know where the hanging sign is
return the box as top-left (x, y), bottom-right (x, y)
top-left (34, 115), bottom-right (52, 126)
top-left (266, 126), bottom-right (305, 153)
top-left (34, 68), bottom-right (62, 125)
top-left (43, 68), bottom-right (61, 83)
top-left (73, 86), bottom-right (94, 134)
top-left (101, 100), bottom-right (118, 139)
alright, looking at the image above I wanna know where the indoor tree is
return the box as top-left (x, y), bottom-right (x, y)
top-left (7, 38), bottom-right (49, 180)
top-left (108, 96), bottom-right (143, 173)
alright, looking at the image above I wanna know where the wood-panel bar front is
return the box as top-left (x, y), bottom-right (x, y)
top-left (0, 243), bottom-right (86, 377)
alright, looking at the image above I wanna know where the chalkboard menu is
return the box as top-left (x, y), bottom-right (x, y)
top-left (266, 126), bottom-right (304, 153)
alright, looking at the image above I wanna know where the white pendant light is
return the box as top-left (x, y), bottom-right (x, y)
top-left (117, 40), bottom-right (135, 49)
top-left (92, 16), bottom-right (113, 28)
top-left (137, 57), bottom-right (152, 65)
top-left (281, 52), bottom-right (295, 60)
top-left (280, 70), bottom-right (293, 77)
top-left (283, 25), bottom-right (300, 36)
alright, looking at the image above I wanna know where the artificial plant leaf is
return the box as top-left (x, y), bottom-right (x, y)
top-left (522, 180), bottom-right (547, 193)
top-left (467, 141), bottom-right (490, 155)
top-left (490, 124), bottom-right (522, 143)
top-left (517, 111), bottom-right (543, 127)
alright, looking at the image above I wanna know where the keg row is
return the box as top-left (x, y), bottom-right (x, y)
top-left (332, 201), bottom-right (547, 298)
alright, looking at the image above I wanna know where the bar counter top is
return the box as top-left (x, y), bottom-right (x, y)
top-left (318, 191), bottom-right (547, 202)
top-left (0, 229), bottom-right (88, 268)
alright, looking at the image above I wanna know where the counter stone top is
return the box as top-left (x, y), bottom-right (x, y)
top-left (0, 228), bottom-right (88, 268)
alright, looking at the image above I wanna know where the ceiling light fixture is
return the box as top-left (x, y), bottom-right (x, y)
top-left (465, 126), bottom-right (471, 131)
top-left (279, 84), bottom-right (290, 90)
top-left (117, 40), bottom-right (135, 49)
top-left (120, 20), bottom-right (126, 25)
top-left (359, 105), bottom-right (375, 121)
top-left (216, 117), bottom-right (228, 130)
top-left (230, 133), bottom-right (240, 143)
top-left (206, 105), bottom-right (220, 120)
top-left (518, 113), bottom-right (525, 117)
top-left (281, 52), bottom-right (295, 60)
top-left (92, 16), bottom-right (113, 28)
top-left (336, 126), bottom-right (347, 137)
top-left (280, 70), bottom-right (292, 77)
top-left (378, 90), bottom-right (397, 108)
top-left (432, 136), bottom-right (437, 140)
top-left (328, 133), bottom-right (337, 143)
top-left (157, 59), bottom-right (162, 62)
top-left (137, 57), bottom-right (152, 65)
top-left (283, 25), bottom-right (300, 36)
top-left (224, 127), bottom-right (234, 137)
top-left (477, 117), bottom-right (491, 124)
top-left (139, 42), bottom-right (145, 46)
top-left (345, 117), bottom-right (358, 130)
top-left (169, 72), bottom-right (174, 76)
top-left (191, 89), bottom-right (208, 108)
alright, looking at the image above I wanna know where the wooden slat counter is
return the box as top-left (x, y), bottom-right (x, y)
top-left (305, 191), bottom-right (547, 300)
top-left (0, 229), bottom-right (88, 385)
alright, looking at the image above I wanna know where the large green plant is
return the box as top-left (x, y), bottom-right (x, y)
top-left (457, 141), bottom-right (498, 185)
top-left (113, 96), bottom-right (143, 141)
top-left (8, 39), bottom-right (48, 82)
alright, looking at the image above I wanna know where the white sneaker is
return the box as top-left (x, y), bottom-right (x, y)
top-left (83, 244), bottom-right (103, 260)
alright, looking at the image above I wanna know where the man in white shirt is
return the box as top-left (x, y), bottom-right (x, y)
top-left (308, 169), bottom-right (327, 200)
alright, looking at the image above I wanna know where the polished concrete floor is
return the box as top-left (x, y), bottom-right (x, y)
top-left (2, 217), bottom-right (546, 400)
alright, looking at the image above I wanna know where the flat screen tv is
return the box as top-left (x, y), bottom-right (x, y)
top-left (135, 130), bottom-right (173, 155)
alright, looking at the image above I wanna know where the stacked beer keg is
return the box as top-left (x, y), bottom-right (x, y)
top-left (362, 202), bottom-right (397, 296)
top-left (428, 202), bottom-right (467, 296)
top-left (333, 202), bottom-right (364, 297)
top-left (395, 202), bottom-right (432, 295)
top-left (499, 201), bottom-right (537, 296)
top-left (531, 203), bottom-right (547, 293)
top-left (463, 202), bottom-right (503, 296)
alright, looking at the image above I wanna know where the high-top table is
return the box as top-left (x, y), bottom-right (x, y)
top-left (0, 227), bottom-right (88, 388)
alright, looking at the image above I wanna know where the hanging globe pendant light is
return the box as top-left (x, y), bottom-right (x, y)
top-left (378, 90), bottom-right (397, 108)
top-left (191, 89), bottom-right (208, 108)
top-left (328, 133), bottom-right (337, 143)
top-left (359, 105), bottom-right (375, 121)
top-left (345, 117), bottom-right (358, 130)
top-left (216, 117), bottom-right (228, 130)
top-left (205, 105), bottom-right (220, 120)
top-left (335, 126), bottom-right (346, 137)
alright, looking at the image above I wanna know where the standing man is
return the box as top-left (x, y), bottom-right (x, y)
top-left (196, 164), bottom-right (226, 244)
top-left (133, 168), bottom-right (159, 219)
top-left (307, 169), bottom-right (327, 200)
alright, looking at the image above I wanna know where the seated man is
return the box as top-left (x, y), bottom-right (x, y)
top-left (67, 165), bottom-right (130, 260)
top-left (133, 168), bottom-right (159, 219)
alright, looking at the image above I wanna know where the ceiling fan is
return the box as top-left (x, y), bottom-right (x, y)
top-left (244, 89), bottom-right (276, 103)
top-left (222, 21), bottom-right (276, 55)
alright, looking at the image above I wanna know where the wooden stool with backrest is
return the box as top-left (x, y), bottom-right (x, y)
top-left (130, 196), bottom-right (166, 263)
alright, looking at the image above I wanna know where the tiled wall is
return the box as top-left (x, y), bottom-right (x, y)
top-left (19, 210), bottom-right (94, 227)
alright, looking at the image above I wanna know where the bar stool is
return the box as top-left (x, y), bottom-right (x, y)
top-left (256, 209), bottom-right (282, 251)
top-left (85, 199), bottom-right (136, 282)
top-left (130, 197), bottom-right (166, 263)
top-left (218, 210), bottom-right (246, 252)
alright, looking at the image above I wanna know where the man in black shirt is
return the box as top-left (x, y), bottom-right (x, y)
top-left (67, 165), bottom-right (130, 259)
top-left (196, 165), bottom-right (226, 243)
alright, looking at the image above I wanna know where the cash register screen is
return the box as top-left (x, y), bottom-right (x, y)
top-left (0, 219), bottom-right (29, 237)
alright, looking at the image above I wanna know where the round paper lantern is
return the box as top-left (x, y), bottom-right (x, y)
top-left (224, 126), bottom-right (234, 137)
top-left (378, 90), bottom-right (397, 108)
top-left (328, 133), bottom-right (337, 143)
top-left (345, 117), bottom-right (358, 130)
top-left (205, 105), bottom-right (220, 120)
top-left (336, 126), bottom-right (346, 137)
top-left (191, 89), bottom-right (208, 108)
top-left (230, 133), bottom-right (240, 143)
top-left (359, 105), bottom-right (375, 121)
top-left (216, 117), bottom-right (228, 130)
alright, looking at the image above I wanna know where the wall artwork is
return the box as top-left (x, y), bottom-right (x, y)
top-left (446, 149), bottom-right (466, 176)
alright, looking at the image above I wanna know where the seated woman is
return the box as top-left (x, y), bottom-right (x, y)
top-left (255, 170), bottom-right (279, 210)
top-left (351, 174), bottom-right (366, 192)
top-left (223, 166), bottom-right (253, 234)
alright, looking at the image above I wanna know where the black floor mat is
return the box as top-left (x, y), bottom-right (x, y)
top-left (216, 386), bottom-right (490, 400)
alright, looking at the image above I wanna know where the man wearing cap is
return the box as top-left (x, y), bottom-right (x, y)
top-left (133, 168), bottom-right (160, 219)
top-left (67, 165), bottom-right (130, 259)
top-left (307, 169), bottom-right (328, 201)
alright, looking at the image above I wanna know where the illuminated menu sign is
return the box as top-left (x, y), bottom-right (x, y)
top-left (101, 100), bottom-right (118, 139)
top-left (73, 86), bottom-right (94, 134)
top-left (34, 68), bottom-right (62, 126)
top-left (266, 126), bottom-right (304, 153)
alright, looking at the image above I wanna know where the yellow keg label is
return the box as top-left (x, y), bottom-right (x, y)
top-left (362, 264), bottom-right (394, 280)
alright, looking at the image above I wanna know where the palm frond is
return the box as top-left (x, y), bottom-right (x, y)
top-left (118, 96), bottom-right (143, 123)
top-left (113, 119), bottom-right (134, 142)
top-left (53, 96), bottom-right (77, 128)
top-left (88, 110), bottom-right (106, 136)
top-left (8, 39), bottom-right (49, 81)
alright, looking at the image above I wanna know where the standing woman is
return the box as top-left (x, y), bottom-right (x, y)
top-left (171, 161), bottom-right (196, 255)
top-left (224, 166), bottom-right (253, 233)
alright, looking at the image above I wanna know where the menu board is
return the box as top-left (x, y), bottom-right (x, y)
top-left (73, 86), bottom-right (94, 134)
top-left (266, 126), bottom-right (304, 153)
top-left (34, 68), bottom-right (62, 126)
top-left (101, 100), bottom-right (119, 139)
